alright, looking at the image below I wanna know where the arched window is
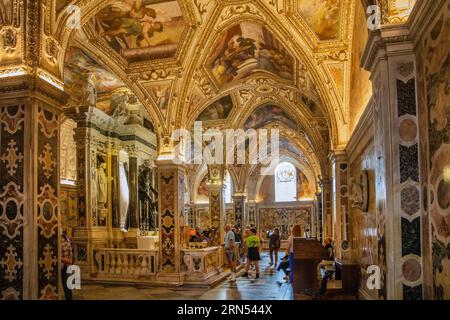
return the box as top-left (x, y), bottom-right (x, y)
top-left (275, 162), bottom-right (297, 202)
top-left (224, 172), bottom-right (232, 204)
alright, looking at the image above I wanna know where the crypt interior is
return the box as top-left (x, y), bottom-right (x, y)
top-left (0, 0), bottom-right (449, 300)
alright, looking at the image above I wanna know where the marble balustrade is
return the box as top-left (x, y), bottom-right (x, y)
top-left (93, 248), bottom-right (159, 281)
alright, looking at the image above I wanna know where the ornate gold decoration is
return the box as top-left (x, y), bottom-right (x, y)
top-left (0, 245), bottom-right (23, 282)
top-left (1, 28), bottom-right (17, 52)
top-left (38, 144), bottom-right (56, 179)
top-left (1, 140), bottom-right (24, 176)
top-left (38, 244), bottom-right (57, 280)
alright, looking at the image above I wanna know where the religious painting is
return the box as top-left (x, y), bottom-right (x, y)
top-left (244, 104), bottom-right (299, 131)
top-left (297, 170), bottom-right (313, 199)
top-left (279, 137), bottom-right (301, 157)
top-left (95, 0), bottom-right (187, 62)
top-left (328, 63), bottom-right (345, 98)
top-left (0, 0), bottom-right (12, 25)
top-left (64, 46), bottom-right (124, 93)
top-left (196, 95), bottom-right (233, 122)
top-left (208, 21), bottom-right (294, 86)
top-left (298, 0), bottom-right (341, 40)
top-left (197, 175), bottom-right (209, 203)
top-left (300, 94), bottom-right (324, 117)
top-left (144, 80), bottom-right (173, 115)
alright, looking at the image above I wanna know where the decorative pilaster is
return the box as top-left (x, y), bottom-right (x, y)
top-left (363, 24), bottom-right (424, 300)
top-left (247, 201), bottom-right (258, 227)
top-left (156, 159), bottom-right (185, 280)
top-left (232, 193), bottom-right (246, 227)
top-left (108, 140), bottom-right (121, 230)
top-left (315, 192), bottom-right (323, 241)
top-left (0, 76), bottom-right (66, 300)
top-left (319, 178), bottom-right (332, 240)
top-left (330, 150), bottom-right (350, 259)
top-left (207, 165), bottom-right (225, 246)
top-left (208, 183), bottom-right (225, 246)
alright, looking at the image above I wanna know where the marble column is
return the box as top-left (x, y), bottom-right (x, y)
top-left (316, 192), bottom-right (323, 242)
top-left (156, 159), bottom-right (185, 282)
top-left (0, 76), bottom-right (66, 299)
top-left (128, 156), bottom-right (139, 229)
top-left (232, 193), bottom-right (246, 227)
top-left (330, 150), bottom-right (349, 259)
top-left (109, 143), bottom-right (120, 229)
top-left (363, 25), bottom-right (424, 299)
top-left (247, 201), bottom-right (258, 227)
top-left (122, 145), bottom-right (139, 247)
top-left (319, 178), bottom-right (332, 240)
top-left (107, 140), bottom-right (122, 247)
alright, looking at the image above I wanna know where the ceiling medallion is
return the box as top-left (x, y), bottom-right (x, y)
top-left (255, 85), bottom-right (275, 94)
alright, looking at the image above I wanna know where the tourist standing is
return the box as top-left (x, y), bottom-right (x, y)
top-left (224, 224), bottom-right (237, 282)
top-left (242, 228), bottom-right (262, 279)
top-left (285, 225), bottom-right (302, 284)
top-left (269, 228), bottom-right (281, 267)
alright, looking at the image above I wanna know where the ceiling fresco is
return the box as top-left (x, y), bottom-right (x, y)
top-left (297, 0), bottom-right (342, 40)
top-left (207, 21), bottom-right (294, 86)
top-left (64, 46), bottom-right (125, 94)
top-left (279, 136), bottom-right (302, 157)
top-left (196, 95), bottom-right (234, 122)
top-left (244, 104), bottom-right (299, 132)
top-left (95, 0), bottom-right (187, 62)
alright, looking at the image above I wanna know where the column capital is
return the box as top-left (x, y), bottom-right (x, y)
top-left (232, 193), bottom-right (246, 199)
top-left (328, 149), bottom-right (348, 163)
top-left (318, 177), bottom-right (331, 188)
top-left (0, 74), bottom-right (68, 108)
top-left (362, 24), bottom-right (414, 74)
top-left (154, 157), bottom-right (187, 171)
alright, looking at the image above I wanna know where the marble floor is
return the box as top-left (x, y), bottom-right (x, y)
top-left (74, 252), bottom-right (293, 300)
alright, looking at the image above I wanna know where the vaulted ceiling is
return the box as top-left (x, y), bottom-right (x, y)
top-left (55, 0), bottom-right (364, 180)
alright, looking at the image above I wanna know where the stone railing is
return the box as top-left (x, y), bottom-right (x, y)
top-left (94, 248), bottom-right (158, 281)
top-left (182, 246), bottom-right (224, 283)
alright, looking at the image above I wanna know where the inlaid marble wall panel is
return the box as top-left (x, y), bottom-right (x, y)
top-left (395, 67), bottom-right (423, 299)
top-left (37, 107), bottom-right (60, 299)
top-left (416, 2), bottom-right (450, 300)
top-left (196, 207), bottom-right (210, 231)
top-left (159, 170), bottom-right (176, 273)
top-left (0, 105), bottom-right (25, 300)
top-left (225, 207), bottom-right (234, 226)
top-left (373, 88), bottom-right (388, 300)
top-left (60, 185), bottom-right (78, 237)
top-left (348, 140), bottom-right (378, 300)
top-left (258, 206), bottom-right (312, 240)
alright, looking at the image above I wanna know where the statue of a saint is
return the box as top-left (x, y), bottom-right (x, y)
top-left (138, 166), bottom-right (158, 231)
top-left (97, 161), bottom-right (108, 208)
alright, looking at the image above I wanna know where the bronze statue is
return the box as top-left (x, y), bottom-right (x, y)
top-left (138, 166), bottom-right (158, 231)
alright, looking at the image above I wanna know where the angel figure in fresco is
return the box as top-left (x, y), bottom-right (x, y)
top-left (154, 85), bottom-right (169, 110)
top-left (98, 0), bottom-right (168, 49)
top-left (0, 0), bottom-right (12, 26)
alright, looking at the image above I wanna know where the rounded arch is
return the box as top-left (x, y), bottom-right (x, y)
top-left (251, 155), bottom-right (317, 203)
top-left (173, 6), bottom-right (343, 144)
top-left (54, 0), bottom-right (345, 145)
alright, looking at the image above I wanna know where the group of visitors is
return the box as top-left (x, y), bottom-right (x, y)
top-left (223, 223), bottom-right (263, 282)
top-left (224, 223), bottom-right (336, 285)
top-left (189, 227), bottom-right (214, 243)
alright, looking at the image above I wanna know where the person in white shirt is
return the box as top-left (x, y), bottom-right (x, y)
top-left (224, 224), bottom-right (237, 282)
